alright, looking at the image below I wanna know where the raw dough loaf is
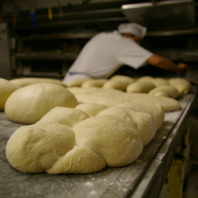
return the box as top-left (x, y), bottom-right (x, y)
top-left (110, 75), bottom-right (135, 83)
top-left (149, 85), bottom-right (180, 98)
top-left (137, 76), bottom-right (154, 82)
top-left (168, 78), bottom-right (191, 94)
top-left (98, 107), bottom-right (156, 146)
top-left (81, 79), bottom-right (108, 88)
top-left (103, 75), bottom-right (135, 91)
top-left (151, 78), bottom-right (169, 87)
top-left (102, 80), bottom-right (127, 91)
top-left (38, 107), bottom-right (89, 127)
top-left (66, 79), bottom-right (89, 87)
top-left (75, 103), bottom-right (108, 116)
top-left (69, 87), bottom-right (181, 112)
top-left (126, 81), bottom-right (155, 93)
top-left (0, 78), bottom-right (18, 110)
top-left (10, 77), bottom-right (65, 87)
top-left (126, 93), bottom-right (181, 112)
top-left (5, 83), bottom-right (78, 124)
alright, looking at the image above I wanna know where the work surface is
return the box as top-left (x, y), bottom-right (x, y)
top-left (0, 93), bottom-right (196, 198)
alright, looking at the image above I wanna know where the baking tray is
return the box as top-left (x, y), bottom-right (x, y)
top-left (0, 91), bottom-right (196, 198)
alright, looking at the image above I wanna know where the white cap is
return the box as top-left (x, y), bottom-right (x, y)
top-left (117, 23), bottom-right (147, 38)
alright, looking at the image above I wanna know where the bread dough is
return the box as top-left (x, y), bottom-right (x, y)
top-left (116, 101), bottom-right (164, 130)
top-left (6, 123), bottom-right (75, 173)
top-left (151, 78), bottom-right (169, 87)
top-left (102, 80), bottom-right (127, 91)
top-left (110, 75), bottom-right (135, 83)
top-left (69, 88), bottom-right (181, 111)
top-left (82, 79), bottom-right (108, 88)
top-left (169, 78), bottom-right (192, 94)
top-left (103, 75), bottom-right (135, 91)
top-left (98, 107), bottom-right (156, 146)
top-left (10, 77), bottom-right (65, 87)
top-left (0, 78), bottom-right (18, 110)
top-left (5, 83), bottom-right (78, 124)
top-left (66, 79), bottom-right (89, 87)
top-left (126, 93), bottom-right (181, 112)
top-left (149, 85), bottom-right (180, 98)
top-left (74, 115), bottom-right (143, 167)
top-left (126, 81), bottom-right (155, 93)
top-left (75, 103), bottom-right (108, 116)
top-left (137, 76), bottom-right (154, 82)
top-left (38, 107), bottom-right (89, 127)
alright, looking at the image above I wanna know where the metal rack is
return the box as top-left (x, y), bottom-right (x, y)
top-left (0, 89), bottom-right (196, 198)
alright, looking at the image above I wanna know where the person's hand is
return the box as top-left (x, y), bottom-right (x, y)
top-left (177, 63), bottom-right (189, 73)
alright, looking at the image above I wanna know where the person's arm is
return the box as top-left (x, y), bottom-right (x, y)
top-left (147, 54), bottom-right (189, 73)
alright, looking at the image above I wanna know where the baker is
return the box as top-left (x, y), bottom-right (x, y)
top-left (62, 23), bottom-right (188, 84)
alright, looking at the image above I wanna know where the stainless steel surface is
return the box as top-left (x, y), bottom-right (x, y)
top-left (121, 0), bottom-right (196, 30)
top-left (0, 91), bottom-right (196, 198)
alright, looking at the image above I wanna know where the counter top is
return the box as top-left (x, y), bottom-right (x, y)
top-left (0, 92), bottom-right (196, 198)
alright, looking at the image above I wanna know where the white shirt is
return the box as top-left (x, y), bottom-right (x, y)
top-left (63, 31), bottom-right (153, 83)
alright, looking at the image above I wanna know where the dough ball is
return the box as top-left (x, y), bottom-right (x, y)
top-left (103, 75), bottom-right (135, 91)
top-left (137, 76), bottom-right (154, 82)
top-left (116, 101), bottom-right (164, 130)
top-left (82, 79), bottom-right (108, 88)
top-left (98, 107), bottom-right (156, 146)
top-left (126, 81), bottom-right (155, 93)
top-left (74, 115), bottom-right (143, 167)
top-left (6, 123), bottom-right (75, 173)
top-left (5, 83), bottom-right (78, 124)
top-left (110, 75), bottom-right (135, 84)
top-left (137, 77), bottom-right (169, 87)
top-left (169, 78), bottom-right (192, 94)
top-left (102, 80), bottom-right (126, 91)
top-left (149, 85), bottom-right (180, 98)
top-left (0, 78), bottom-right (18, 110)
top-left (38, 107), bottom-right (89, 127)
top-left (10, 77), bottom-right (65, 87)
top-left (47, 146), bottom-right (106, 174)
top-left (66, 79), bottom-right (89, 87)
top-left (75, 103), bottom-right (108, 116)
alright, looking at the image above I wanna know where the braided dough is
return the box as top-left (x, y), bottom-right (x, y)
top-left (6, 107), bottom-right (145, 173)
